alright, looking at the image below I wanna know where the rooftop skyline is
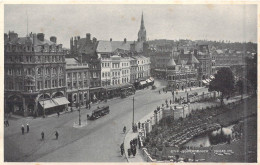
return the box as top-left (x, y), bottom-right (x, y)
top-left (4, 4), bottom-right (257, 48)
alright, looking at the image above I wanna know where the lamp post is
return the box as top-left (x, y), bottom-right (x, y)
top-left (43, 93), bottom-right (46, 118)
top-left (132, 97), bottom-right (135, 129)
top-left (77, 87), bottom-right (81, 126)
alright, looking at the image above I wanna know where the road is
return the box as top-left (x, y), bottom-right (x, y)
top-left (4, 79), bottom-right (207, 162)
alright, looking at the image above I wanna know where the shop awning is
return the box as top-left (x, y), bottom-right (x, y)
top-left (140, 81), bottom-right (147, 85)
top-left (202, 80), bottom-right (208, 84)
top-left (39, 99), bottom-right (58, 109)
top-left (53, 97), bottom-right (70, 106)
top-left (210, 75), bottom-right (215, 79)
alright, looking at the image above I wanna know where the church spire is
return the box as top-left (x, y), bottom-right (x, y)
top-left (138, 12), bottom-right (146, 42)
top-left (140, 11), bottom-right (145, 29)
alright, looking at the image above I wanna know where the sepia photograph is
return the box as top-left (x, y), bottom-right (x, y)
top-left (3, 2), bottom-right (258, 163)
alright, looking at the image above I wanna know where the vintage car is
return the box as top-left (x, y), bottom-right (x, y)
top-left (87, 106), bottom-right (110, 120)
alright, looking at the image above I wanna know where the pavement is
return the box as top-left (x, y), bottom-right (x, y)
top-left (4, 79), bottom-right (208, 162)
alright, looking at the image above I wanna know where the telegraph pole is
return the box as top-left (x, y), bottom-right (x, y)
top-left (132, 97), bottom-right (135, 127)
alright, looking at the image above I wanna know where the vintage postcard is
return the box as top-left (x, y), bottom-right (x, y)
top-left (2, 1), bottom-right (258, 164)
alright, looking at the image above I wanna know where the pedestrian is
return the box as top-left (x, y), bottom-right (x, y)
top-left (193, 153), bottom-right (195, 162)
top-left (127, 148), bottom-right (131, 158)
top-left (21, 125), bottom-right (24, 135)
top-left (163, 88), bottom-right (164, 92)
top-left (138, 122), bottom-right (141, 129)
top-left (26, 123), bottom-right (29, 133)
top-left (170, 99), bottom-right (172, 105)
top-left (41, 131), bottom-right (44, 140)
top-left (57, 111), bottom-right (60, 117)
top-left (89, 104), bottom-right (91, 109)
top-left (159, 90), bottom-right (160, 94)
top-left (133, 146), bottom-right (136, 157)
top-left (130, 140), bottom-right (133, 146)
top-left (55, 131), bottom-right (59, 140)
top-left (6, 120), bottom-right (9, 127)
top-left (4, 119), bottom-right (7, 127)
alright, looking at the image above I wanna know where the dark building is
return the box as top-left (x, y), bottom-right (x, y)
top-left (4, 31), bottom-right (68, 116)
top-left (69, 33), bottom-right (102, 102)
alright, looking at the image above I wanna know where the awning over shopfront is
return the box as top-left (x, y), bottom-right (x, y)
top-left (140, 81), bottom-right (147, 85)
top-left (39, 99), bottom-right (58, 109)
top-left (146, 79), bottom-right (152, 83)
top-left (53, 97), bottom-right (70, 106)
top-left (202, 80), bottom-right (208, 84)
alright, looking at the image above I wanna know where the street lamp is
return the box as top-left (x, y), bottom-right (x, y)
top-left (77, 87), bottom-right (81, 126)
top-left (43, 93), bottom-right (46, 118)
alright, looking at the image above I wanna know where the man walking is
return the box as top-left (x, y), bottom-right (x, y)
top-left (26, 123), bottom-right (29, 133)
top-left (55, 131), bottom-right (59, 140)
top-left (21, 125), bottom-right (24, 135)
top-left (41, 131), bottom-right (44, 140)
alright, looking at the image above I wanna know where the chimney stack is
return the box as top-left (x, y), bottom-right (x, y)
top-left (4, 33), bottom-right (8, 41)
top-left (124, 38), bottom-right (127, 43)
top-left (50, 36), bottom-right (57, 43)
top-left (86, 33), bottom-right (91, 41)
top-left (9, 31), bottom-right (18, 41)
top-left (110, 38), bottom-right (112, 42)
top-left (37, 33), bottom-right (45, 41)
top-left (93, 37), bottom-right (97, 43)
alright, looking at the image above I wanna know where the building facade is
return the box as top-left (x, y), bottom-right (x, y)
top-left (69, 33), bottom-right (102, 102)
top-left (166, 53), bottom-right (199, 91)
top-left (4, 32), bottom-right (68, 116)
top-left (65, 58), bottom-right (90, 107)
top-left (194, 45), bottom-right (213, 85)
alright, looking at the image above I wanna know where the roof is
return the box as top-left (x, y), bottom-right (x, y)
top-left (65, 58), bottom-right (79, 65)
top-left (97, 40), bottom-right (144, 53)
top-left (5, 35), bottom-right (56, 46)
top-left (167, 56), bottom-right (176, 67)
top-left (187, 54), bottom-right (200, 64)
top-left (215, 50), bottom-right (224, 54)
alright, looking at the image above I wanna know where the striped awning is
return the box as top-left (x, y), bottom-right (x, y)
top-left (140, 81), bottom-right (147, 85)
top-left (39, 99), bottom-right (58, 109)
top-left (53, 97), bottom-right (70, 106)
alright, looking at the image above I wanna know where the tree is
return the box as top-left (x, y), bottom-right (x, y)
top-left (209, 67), bottom-right (235, 105)
top-left (246, 53), bottom-right (257, 95)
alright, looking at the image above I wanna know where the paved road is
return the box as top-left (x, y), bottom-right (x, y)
top-left (4, 80), bottom-right (207, 162)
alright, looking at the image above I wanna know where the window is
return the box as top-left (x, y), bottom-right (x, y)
top-left (102, 72), bottom-right (104, 78)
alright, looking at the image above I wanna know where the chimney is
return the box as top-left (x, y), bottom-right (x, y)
top-left (180, 49), bottom-right (184, 54)
top-left (9, 31), bottom-right (18, 41)
top-left (194, 49), bottom-right (198, 55)
top-left (33, 33), bottom-right (37, 46)
top-left (110, 38), bottom-right (112, 42)
top-left (86, 33), bottom-right (91, 41)
top-left (124, 38), bottom-right (127, 43)
top-left (93, 37), bottom-right (97, 43)
top-left (50, 36), bottom-right (57, 43)
top-left (4, 33), bottom-right (8, 41)
top-left (78, 36), bottom-right (80, 40)
top-left (37, 33), bottom-right (45, 41)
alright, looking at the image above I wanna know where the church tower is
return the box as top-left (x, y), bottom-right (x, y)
top-left (138, 12), bottom-right (146, 42)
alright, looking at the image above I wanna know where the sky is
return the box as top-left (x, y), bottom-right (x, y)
top-left (4, 4), bottom-right (257, 48)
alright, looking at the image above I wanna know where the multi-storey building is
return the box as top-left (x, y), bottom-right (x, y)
top-left (65, 58), bottom-right (90, 107)
top-left (134, 55), bottom-right (151, 80)
top-left (69, 33), bottom-right (102, 102)
top-left (4, 32), bottom-right (68, 116)
top-left (100, 53), bottom-right (133, 99)
top-left (212, 49), bottom-right (246, 68)
top-left (194, 45), bottom-right (213, 86)
top-left (166, 52), bottom-right (199, 91)
top-left (130, 56), bottom-right (138, 84)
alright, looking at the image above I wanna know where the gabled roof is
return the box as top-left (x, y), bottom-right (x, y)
top-left (65, 58), bottom-right (79, 65)
top-left (167, 58), bottom-right (176, 67)
top-left (96, 40), bottom-right (143, 53)
top-left (187, 54), bottom-right (200, 64)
